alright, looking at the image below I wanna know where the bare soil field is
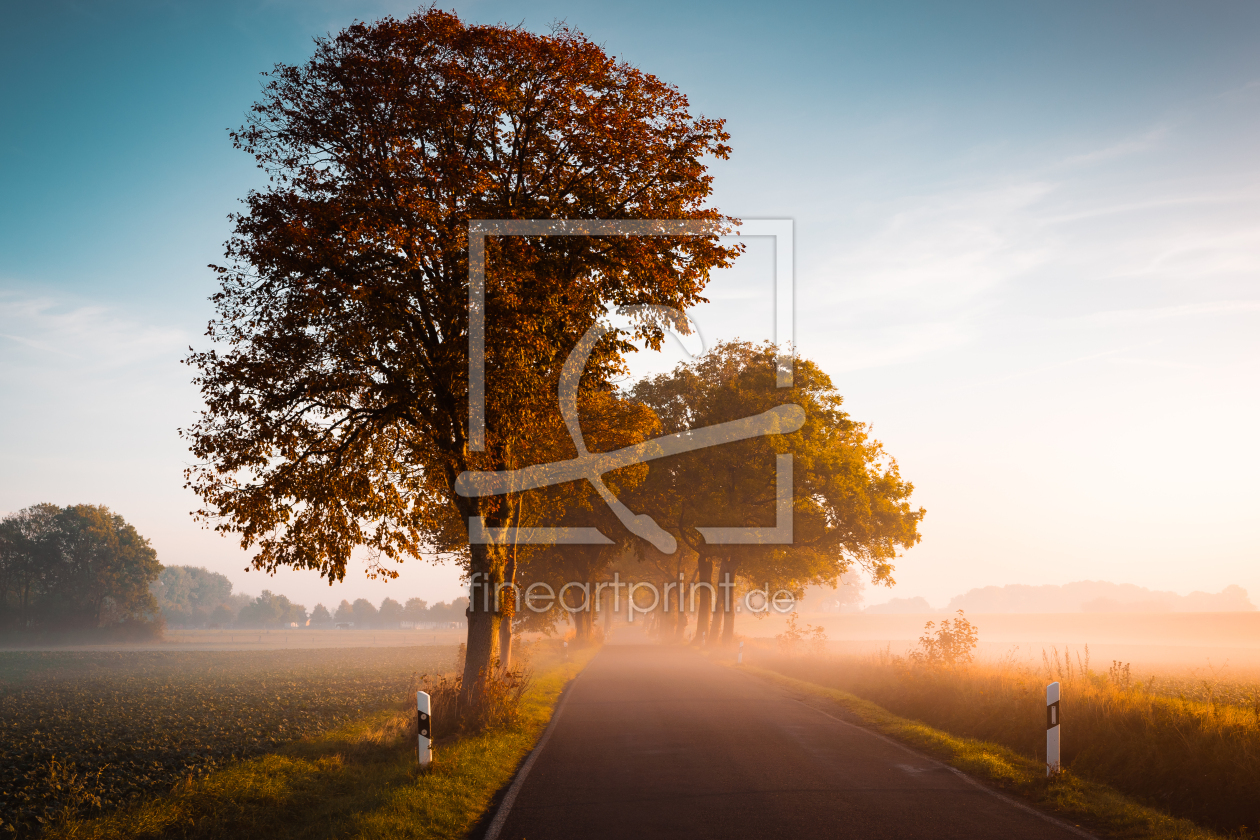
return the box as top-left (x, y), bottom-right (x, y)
top-left (0, 645), bottom-right (458, 835)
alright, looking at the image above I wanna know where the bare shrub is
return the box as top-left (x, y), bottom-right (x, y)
top-left (910, 610), bottom-right (978, 667)
top-left (776, 613), bottom-right (828, 656)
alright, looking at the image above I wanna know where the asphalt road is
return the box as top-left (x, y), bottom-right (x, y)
top-left (491, 645), bottom-right (1091, 840)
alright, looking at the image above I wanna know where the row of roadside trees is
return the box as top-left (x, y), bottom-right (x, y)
top-left (181, 9), bottom-right (924, 704)
top-left (507, 342), bottom-right (921, 653)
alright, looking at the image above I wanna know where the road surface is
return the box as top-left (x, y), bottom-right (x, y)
top-left (491, 645), bottom-right (1090, 839)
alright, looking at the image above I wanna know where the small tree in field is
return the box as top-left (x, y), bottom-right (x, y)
top-left (911, 610), bottom-right (979, 666)
top-left (182, 8), bottom-right (737, 701)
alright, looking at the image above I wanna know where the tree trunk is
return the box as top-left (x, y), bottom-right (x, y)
top-left (719, 556), bottom-right (738, 646)
top-left (498, 550), bottom-right (517, 673)
top-left (573, 603), bottom-right (592, 646)
top-left (675, 567), bottom-right (697, 642)
top-left (673, 594), bottom-right (689, 642)
top-left (693, 554), bottom-right (714, 645)
top-left (709, 593), bottom-right (724, 644)
top-left (602, 586), bottom-right (613, 637)
top-left (462, 541), bottom-right (501, 704)
top-left (497, 612), bottom-right (513, 671)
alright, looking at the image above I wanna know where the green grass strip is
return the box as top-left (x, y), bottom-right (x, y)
top-left (738, 664), bottom-right (1224, 840)
top-left (47, 649), bottom-right (595, 840)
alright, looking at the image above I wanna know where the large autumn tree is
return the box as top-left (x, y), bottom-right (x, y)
top-left (182, 8), bottom-right (737, 695)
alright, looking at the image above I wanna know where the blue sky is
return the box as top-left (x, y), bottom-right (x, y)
top-left (2, 0), bottom-right (1258, 611)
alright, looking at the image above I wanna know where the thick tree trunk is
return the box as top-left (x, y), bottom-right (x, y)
top-left (719, 556), bottom-right (738, 646)
top-left (693, 554), bottom-right (714, 645)
top-left (462, 540), bottom-right (501, 703)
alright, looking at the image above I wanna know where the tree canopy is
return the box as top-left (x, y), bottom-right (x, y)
top-left (629, 341), bottom-right (925, 642)
top-left (0, 504), bottom-right (162, 635)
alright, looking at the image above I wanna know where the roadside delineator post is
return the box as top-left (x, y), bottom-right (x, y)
top-left (1046, 681), bottom-right (1060, 776)
top-left (417, 690), bottom-right (432, 767)
top-left (737, 640), bottom-right (744, 665)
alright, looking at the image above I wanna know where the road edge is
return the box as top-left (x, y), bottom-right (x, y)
top-left (481, 652), bottom-right (591, 840)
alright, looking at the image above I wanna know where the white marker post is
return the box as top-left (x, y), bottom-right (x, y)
top-left (417, 690), bottom-right (432, 767)
top-left (1046, 682), bottom-right (1060, 776)
top-left (737, 640), bottom-right (744, 665)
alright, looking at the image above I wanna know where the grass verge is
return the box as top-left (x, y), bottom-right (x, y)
top-left (43, 645), bottom-right (595, 840)
top-left (738, 664), bottom-right (1227, 840)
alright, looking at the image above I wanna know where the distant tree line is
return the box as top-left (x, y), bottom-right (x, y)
top-left (236, 590), bottom-right (308, 627)
top-left (152, 564), bottom-right (465, 630)
top-left (0, 504), bottom-right (162, 635)
top-left (316, 597), bottom-right (468, 629)
top-left (0, 501), bottom-right (485, 638)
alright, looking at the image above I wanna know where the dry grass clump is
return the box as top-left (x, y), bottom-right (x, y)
top-left (415, 666), bottom-right (532, 737)
top-left (762, 643), bottom-right (1260, 835)
top-left (412, 640), bottom-right (534, 737)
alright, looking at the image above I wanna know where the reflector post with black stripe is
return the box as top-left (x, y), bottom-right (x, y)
top-left (1046, 681), bottom-right (1060, 776)
top-left (417, 690), bottom-right (432, 767)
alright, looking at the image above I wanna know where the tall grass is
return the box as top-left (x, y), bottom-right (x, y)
top-left (416, 666), bottom-right (531, 736)
top-left (761, 646), bottom-right (1260, 835)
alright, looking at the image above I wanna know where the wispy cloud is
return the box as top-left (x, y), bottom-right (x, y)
top-left (798, 106), bottom-right (1260, 374)
top-left (1057, 125), bottom-right (1170, 168)
top-left (1064, 300), bottom-right (1260, 327)
top-left (815, 180), bottom-right (1057, 310)
top-left (0, 292), bottom-right (188, 376)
